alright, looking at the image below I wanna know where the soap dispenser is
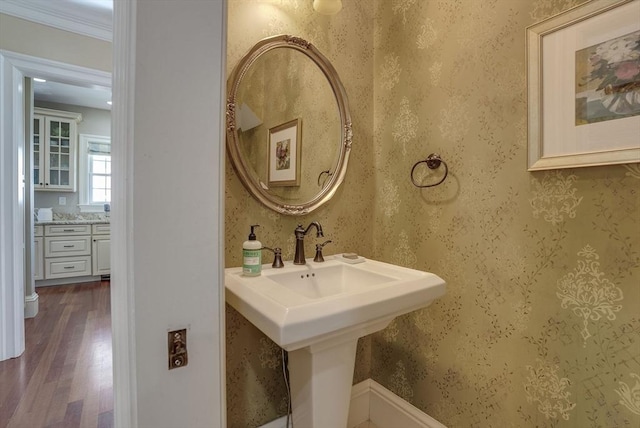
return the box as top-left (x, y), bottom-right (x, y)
top-left (243, 224), bottom-right (262, 276)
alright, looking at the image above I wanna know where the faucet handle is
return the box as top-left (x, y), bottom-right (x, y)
top-left (262, 246), bottom-right (284, 268)
top-left (313, 240), bottom-right (332, 263)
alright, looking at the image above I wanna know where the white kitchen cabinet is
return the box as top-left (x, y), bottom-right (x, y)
top-left (33, 108), bottom-right (82, 192)
top-left (42, 224), bottom-right (92, 280)
top-left (92, 223), bottom-right (111, 276)
top-left (36, 222), bottom-right (110, 283)
top-left (92, 237), bottom-right (111, 276)
top-left (34, 225), bottom-right (44, 281)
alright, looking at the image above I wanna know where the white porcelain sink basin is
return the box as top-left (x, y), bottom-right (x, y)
top-left (225, 255), bottom-right (446, 351)
top-left (267, 262), bottom-right (396, 299)
top-left (225, 254), bottom-right (446, 428)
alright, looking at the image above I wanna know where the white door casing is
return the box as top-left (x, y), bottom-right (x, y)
top-left (112, 0), bottom-right (227, 427)
top-left (0, 51), bottom-right (26, 361)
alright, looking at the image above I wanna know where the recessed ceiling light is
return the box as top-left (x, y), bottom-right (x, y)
top-left (33, 78), bottom-right (47, 83)
top-left (107, 101), bottom-right (112, 105)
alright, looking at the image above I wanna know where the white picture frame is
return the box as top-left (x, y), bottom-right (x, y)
top-left (267, 118), bottom-right (301, 187)
top-left (527, 0), bottom-right (640, 171)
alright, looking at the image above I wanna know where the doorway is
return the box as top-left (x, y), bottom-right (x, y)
top-left (1, 1), bottom-right (228, 425)
top-left (1, 52), bottom-right (111, 361)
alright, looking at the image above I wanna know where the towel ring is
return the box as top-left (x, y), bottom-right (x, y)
top-left (411, 153), bottom-right (448, 188)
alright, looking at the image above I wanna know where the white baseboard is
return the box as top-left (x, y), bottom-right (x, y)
top-left (24, 292), bottom-right (39, 318)
top-left (347, 379), bottom-right (371, 427)
top-left (35, 275), bottom-right (103, 287)
top-left (259, 416), bottom-right (289, 428)
top-left (259, 378), bottom-right (446, 428)
top-left (366, 379), bottom-right (447, 428)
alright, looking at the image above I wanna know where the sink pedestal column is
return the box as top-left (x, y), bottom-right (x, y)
top-left (287, 318), bottom-right (393, 428)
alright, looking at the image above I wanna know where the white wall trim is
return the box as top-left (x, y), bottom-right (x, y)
top-left (259, 415), bottom-right (290, 428)
top-left (0, 0), bottom-right (113, 42)
top-left (35, 275), bottom-right (103, 287)
top-left (0, 51), bottom-right (26, 361)
top-left (347, 379), bottom-right (371, 427)
top-left (111, 0), bottom-right (137, 426)
top-left (24, 292), bottom-right (39, 319)
top-left (0, 50), bottom-right (111, 90)
top-left (259, 379), bottom-right (447, 428)
top-left (368, 379), bottom-right (447, 428)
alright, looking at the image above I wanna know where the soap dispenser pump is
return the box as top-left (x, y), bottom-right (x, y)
top-left (243, 224), bottom-right (262, 276)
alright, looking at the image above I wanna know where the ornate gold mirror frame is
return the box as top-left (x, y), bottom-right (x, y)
top-left (226, 35), bottom-right (352, 215)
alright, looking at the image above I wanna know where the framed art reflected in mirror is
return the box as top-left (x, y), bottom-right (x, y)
top-left (268, 118), bottom-right (301, 187)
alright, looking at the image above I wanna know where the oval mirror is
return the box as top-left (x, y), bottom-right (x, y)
top-left (226, 35), bottom-right (352, 215)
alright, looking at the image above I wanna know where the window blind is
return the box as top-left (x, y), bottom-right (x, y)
top-left (88, 141), bottom-right (111, 155)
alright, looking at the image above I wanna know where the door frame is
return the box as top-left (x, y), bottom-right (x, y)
top-left (0, 49), bottom-right (26, 361)
top-left (0, 47), bottom-right (112, 355)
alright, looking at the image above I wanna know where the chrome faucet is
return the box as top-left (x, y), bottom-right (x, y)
top-left (294, 222), bottom-right (324, 265)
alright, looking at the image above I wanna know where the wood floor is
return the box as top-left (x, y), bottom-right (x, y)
top-left (0, 281), bottom-right (113, 428)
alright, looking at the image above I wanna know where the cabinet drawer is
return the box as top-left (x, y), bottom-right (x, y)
top-left (45, 224), bottom-right (91, 236)
top-left (45, 236), bottom-right (91, 257)
top-left (45, 256), bottom-right (92, 279)
top-left (34, 225), bottom-right (44, 237)
top-left (92, 224), bottom-right (111, 235)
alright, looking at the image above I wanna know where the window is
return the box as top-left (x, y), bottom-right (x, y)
top-left (79, 134), bottom-right (111, 212)
top-left (89, 148), bottom-right (111, 203)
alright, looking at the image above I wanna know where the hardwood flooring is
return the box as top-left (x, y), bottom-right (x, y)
top-left (0, 281), bottom-right (113, 428)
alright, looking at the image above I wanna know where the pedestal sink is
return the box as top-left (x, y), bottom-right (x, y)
top-left (225, 255), bottom-right (446, 428)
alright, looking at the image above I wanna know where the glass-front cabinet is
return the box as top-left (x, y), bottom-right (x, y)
top-left (33, 108), bottom-right (82, 192)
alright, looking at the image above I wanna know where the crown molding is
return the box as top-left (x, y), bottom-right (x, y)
top-left (0, 50), bottom-right (111, 88)
top-left (0, 0), bottom-right (112, 42)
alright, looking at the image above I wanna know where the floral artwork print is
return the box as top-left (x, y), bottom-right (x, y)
top-left (275, 138), bottom-right (290, 170)
top-left (575, 30), bottom-right (640, 125)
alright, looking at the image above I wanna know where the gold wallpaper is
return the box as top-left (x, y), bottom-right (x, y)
top-left (225, 0), bottom-right (640, 427)
top-left (226, 1), bottom-right (375, 426)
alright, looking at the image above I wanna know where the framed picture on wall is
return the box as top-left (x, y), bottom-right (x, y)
top-left (268, 118), bottom-right (301, 187)
top-left (527, 0), bottom-right (640, 171)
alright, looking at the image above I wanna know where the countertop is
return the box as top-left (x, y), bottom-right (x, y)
top-left (35, 219), bottom-right (110, 225)
top-left (34, 213), bottom-right (110, 225)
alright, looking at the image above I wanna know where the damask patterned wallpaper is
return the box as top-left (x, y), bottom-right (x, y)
top-left (225, 0), bottom-right (640, 427)
top-left (225, 1), bottom-right (375, 426)
top-left (370, 0), bottom-right (639, 427)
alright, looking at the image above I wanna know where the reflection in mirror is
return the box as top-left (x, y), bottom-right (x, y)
top-left (236, 48), bottom-right (341, 202)
top-left (227, 35), bottom-right (352, 215)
